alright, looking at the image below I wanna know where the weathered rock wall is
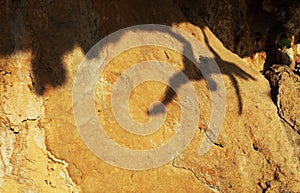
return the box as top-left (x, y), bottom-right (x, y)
top-left (0, 1), bottom-right (299, 193)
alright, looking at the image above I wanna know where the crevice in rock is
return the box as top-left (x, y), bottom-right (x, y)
top-left (172, 160), bottom-right (221, 192)
top-left (42, 128), bottom-right (80, 193)
top-left (204, 131), bottom-right (224, 148)
top-left (9, 127), bottom-right (19, 134)
top-left (279, 114), bottom-right (300, 135)
top-left (264, 65), bottom-right (300, 134)
top-left (258, 181), bottom-right (271, 193)
top-left (0, 71), bottom-right (12, 76)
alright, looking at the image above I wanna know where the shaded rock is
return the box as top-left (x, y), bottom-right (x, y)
top-left (265, 65), bottom-right (300, 133)
top-left (0, 0), bottom-right (300, 193)
top-left (179, 0), bottom-right (300, 74)
top-left (279, 47), bottom-right (294, 66)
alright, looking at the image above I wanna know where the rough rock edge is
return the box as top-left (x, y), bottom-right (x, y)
top-left (265, 64), bottom-right (300, 133)
top-left (0, 50), bottom-right (79, 192)
top-left (0, 120), bottom-right (80, 192)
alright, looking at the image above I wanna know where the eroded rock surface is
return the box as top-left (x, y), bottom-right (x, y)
top-left (265, 65), bottom-right (300, 133)
top-left (0, 1), bottom-right (300, 193)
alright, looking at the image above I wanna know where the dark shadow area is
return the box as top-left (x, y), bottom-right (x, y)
top-left (0, 0), bottom-right (99, 94)
top-left (178, 0), bottom-right (299, 72)
top-left (0, 0), bottom-right (297, 111)
top-left (148, 25), bottom-right (255, 115)
top-left (201, 28), bottom-right (256, 114)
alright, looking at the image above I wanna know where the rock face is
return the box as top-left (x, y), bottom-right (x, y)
top-left (265, 65), bottom-right (300, 133)
top-left (179, 0), bottom-right (300, 71)
top-left (0, 1), bottom-right (299, 193)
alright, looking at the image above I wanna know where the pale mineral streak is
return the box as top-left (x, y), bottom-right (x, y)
top-left (0, 48), bottom-right (79, 192)
top-left (0, 129), bottom-right (15, 189)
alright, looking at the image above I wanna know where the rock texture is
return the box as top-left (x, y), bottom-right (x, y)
top-left (0, 1), bottom-right (300, 193)
top-left (0, 33), bottom-right (79, 193)
top-left (179, 0), bottom-right (300, 71)
top-left (265, 65), bottom-right (300, 132)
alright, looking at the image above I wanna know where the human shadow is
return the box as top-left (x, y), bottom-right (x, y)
top-left (201, 29), bottom-right (256, 114)
top-left (147, 24), bottom-right (255, 115)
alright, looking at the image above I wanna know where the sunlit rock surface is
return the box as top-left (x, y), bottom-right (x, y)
top-left (0, 1), bottom-right (299, 192)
